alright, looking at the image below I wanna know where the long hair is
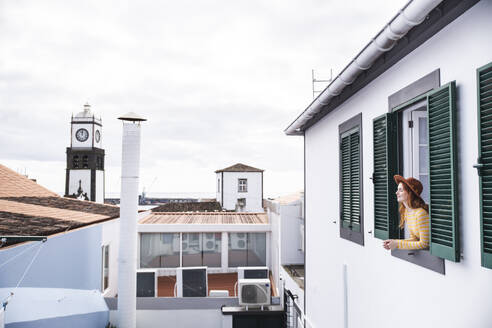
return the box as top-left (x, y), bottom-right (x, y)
top-left (398, 183), bottom-right (429, 229)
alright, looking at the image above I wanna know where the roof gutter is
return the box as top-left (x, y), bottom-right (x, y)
top-left (285, 0), bottom-right (443, 136)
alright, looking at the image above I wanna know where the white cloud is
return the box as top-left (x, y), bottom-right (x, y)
top-left (0, 0), bottom-right (407, 197)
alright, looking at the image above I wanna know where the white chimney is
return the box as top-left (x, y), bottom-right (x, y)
top-left (117, 112), bottom-right (146, 328)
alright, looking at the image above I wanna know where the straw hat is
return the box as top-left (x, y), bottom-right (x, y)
top-left (393, 175), bottom-right (424, 202)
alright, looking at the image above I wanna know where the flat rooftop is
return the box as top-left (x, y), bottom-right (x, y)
top-left (283, 265), bottom-right (304, 290)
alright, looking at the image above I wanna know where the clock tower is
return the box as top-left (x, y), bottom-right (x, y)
top-left (65, 103), bottom-right (105, 203)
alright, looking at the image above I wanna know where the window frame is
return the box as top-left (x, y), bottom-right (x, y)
top-left (140, 232), bottom-right (181, 268)
top-left (228, 232), bottom-right (267, 267)
top-left (101, 244), bottom-right (109, 293)
top-left (338, 113), bottom-right (364, 246)
top-left (387, 69), bottom-right (445, 274)
top-left (182, 232), bottom-right (222, 268)
top-left (238, 178), bottom-right (248, 192)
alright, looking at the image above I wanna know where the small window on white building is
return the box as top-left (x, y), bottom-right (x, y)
top-left (238, 178), bottom-right (247, 192)
top-left (218, 178), bottom-right (221, 192)
top-left (101, 244), bottom-right (109, 292)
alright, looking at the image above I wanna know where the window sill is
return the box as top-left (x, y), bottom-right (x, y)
top-left (391, 248), bottom-right (445, 274)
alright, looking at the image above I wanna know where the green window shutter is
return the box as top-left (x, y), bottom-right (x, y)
top-left (373, 113), bottom-right (399, 240)
top-left (427, 81), bottom-right (460, 262)
top-left (341, 129), bottom-right (361, 232)
top-left (477, 62), bottom-right (492, 269)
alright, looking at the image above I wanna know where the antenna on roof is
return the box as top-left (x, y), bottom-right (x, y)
top-left (312, 69), bottom-right (333, 99)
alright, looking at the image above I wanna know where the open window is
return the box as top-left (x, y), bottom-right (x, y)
top-left (101, 244), bottom-right (109, 292)
top-left (476, 62), bottom-right (492, 270)
top-left (373, 70), bottom-right (460, 273)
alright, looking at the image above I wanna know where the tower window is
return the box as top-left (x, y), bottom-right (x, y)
top-left (82, 155), bottom-right (89, 168)
top-left (96, 156), bottom-right (104, 170)
top-left (73, 155), bottom-right (79, 168)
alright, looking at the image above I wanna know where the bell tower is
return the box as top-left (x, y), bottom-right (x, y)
top-left (64, 103), bottom-right (105, 203)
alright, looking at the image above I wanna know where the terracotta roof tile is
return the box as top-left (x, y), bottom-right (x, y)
top-left (151, 201), bottom-right (222, 212)
top-left (0, 164), bottom-right (58, 198)
top-left (0, 164), bottom-right (120, 245)
top-left (0, 200), bottom-right (108, 223)
top-left (1, 196), bottom-right (119, 217)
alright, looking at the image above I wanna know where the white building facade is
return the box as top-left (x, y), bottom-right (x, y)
top-left (286, 1), bottom-right (492, 327)
top-left (215, 163), bottom-right (264, 212)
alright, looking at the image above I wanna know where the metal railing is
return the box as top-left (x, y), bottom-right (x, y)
top-left (284, 289), bottom-right (303, 328)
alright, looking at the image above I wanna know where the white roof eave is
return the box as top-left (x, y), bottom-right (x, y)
top-left (284, 0), bottom-right (444, 136)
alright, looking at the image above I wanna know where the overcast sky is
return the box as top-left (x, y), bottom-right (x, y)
top-left (0, 0), bottom-right (406, 198)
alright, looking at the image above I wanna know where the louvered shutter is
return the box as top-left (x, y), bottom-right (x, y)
top-left (427, 81), bottom-right (460, 262)
top-left (341, 129), bottom-right (361, 232)
top-left (373, 113), bottom-right (399, 240)
top-left (477, 63), bottom-right (492, 269)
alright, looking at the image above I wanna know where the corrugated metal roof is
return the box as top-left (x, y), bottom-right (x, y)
top-left (140, 212), bottom-right (268, 225)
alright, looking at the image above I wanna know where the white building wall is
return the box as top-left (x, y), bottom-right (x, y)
top-left (109, 309), bottom-right (229, 328)
top-left (68, 169), bottom-right (91, 198)
top-left (222, 172), bottom-right (263, 212)
top-left (280, 202), bottom-right (304, 265)
top-left (216, 173), bottom-right (221, 204)
top-left (96, 170), bottom-right (104, 203)
top-left (280, 265), bottom-right (304, 317)
top-left (304, 3), bottom-right (492, 327)
top-left (102, 219), bottom-right (120, 297)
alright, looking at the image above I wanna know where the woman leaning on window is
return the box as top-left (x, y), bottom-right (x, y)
top-left (383, 175), bottom-right (430, 251)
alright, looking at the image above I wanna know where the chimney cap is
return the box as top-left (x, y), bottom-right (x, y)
top-left (118, 112), bottom-right (147, 122)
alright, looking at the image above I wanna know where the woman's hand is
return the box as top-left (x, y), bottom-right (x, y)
top-left (383, 239), bottom-right (398, 250)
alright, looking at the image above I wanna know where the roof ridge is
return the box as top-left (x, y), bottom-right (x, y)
top-left (215, 163), bottom-right (264, 173)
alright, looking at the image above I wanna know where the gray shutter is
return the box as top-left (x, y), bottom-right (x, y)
top-left (373, 113), bottom-right (399, 240)
top-left (341, 129), bottom-right (361, 232)
top-left (427, 81), bottom-right (460, 262)
top-left (477, 62), bottom-right (492, 269)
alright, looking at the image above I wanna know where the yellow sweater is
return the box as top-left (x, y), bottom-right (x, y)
top-left (396, 207), bottom-right (430, 250)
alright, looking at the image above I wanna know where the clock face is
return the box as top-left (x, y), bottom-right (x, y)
top-left (75, 128), bottom-right (89, 142)
top-left (95, 130), bottom-right (101, 143)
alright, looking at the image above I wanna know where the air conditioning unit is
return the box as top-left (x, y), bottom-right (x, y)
top-left (203, 233), bottom-right (217, 251)
top-left (230, 233), bottom-right (247, 250)
top-left (176, 267), bottom-right (208, 297)
top-left (237, 266), bottom-right (269, 280)
top-left (238, 278), bottom-right (271, 307)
